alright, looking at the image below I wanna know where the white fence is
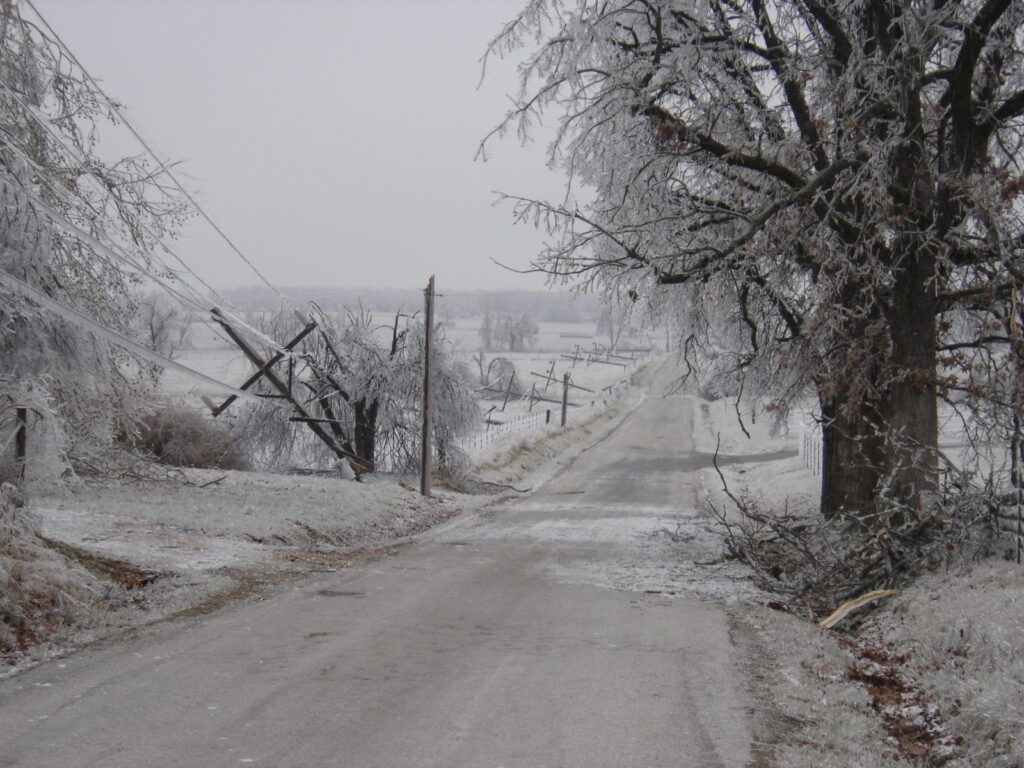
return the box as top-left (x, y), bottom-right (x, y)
top-left (800, 427), bottom-right (823, 475)
top-left (462, 411), bottom-right (549, 454)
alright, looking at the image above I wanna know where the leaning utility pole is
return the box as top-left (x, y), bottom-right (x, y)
top-left (421, 275), bottom-right (435, 497)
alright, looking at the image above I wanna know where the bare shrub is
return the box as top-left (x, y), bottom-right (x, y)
top-left (708, 451), bottom-right (1005, 619)
top-left (130, 407), bottom-right (246, 471)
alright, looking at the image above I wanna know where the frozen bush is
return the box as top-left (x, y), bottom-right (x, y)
top-left (130, 407), bottom-right (246, 471)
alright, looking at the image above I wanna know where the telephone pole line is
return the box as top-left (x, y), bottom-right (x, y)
top-left (421, 275), bottom-right (435, 497)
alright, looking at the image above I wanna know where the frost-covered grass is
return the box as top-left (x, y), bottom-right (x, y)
top-left (31, 468), bottom-right (465, 572)
top-left (697, 392), bottom-right (1024, 766)
top-left (0, 485), bottom-right (108, 665)
top-left (861, 562), bottom-right (1024, 767)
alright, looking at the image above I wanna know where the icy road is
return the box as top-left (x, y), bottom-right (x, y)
top-left (0, 366), bottom-right (761, 767)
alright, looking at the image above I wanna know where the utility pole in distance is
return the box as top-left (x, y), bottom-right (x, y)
top-left (561, 372), bottom-right (569, 427)
top-left (421, 275), bottom-right (435, 497)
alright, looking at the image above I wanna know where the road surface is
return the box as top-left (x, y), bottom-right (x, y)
top-left (0, 366), bottom-right (761, 767)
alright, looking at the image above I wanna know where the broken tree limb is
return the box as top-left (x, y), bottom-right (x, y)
top-left (818, 589), bottom-right (898, 629)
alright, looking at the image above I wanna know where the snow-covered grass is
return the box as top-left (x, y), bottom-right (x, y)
top-left (0, 484), bottom-right (112, 667)
top-left (31, 468), bottom-right (463, 573)
top-left (696, 393), bottom-right (1024, 766)
top-left (737, 602), bottom-right (904, 768)
top-left (860, 562), bottom-right (1024, 767)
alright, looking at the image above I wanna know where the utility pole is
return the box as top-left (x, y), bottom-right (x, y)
top-left (561, 372), bottom-right (570, 427)
top-left (421, 275), bottom-right (435, 497)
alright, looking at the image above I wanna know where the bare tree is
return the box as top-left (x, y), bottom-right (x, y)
top-left (0, 0), bottom-right (188, 460)
top-left (493, 313), bottom-right (539, 352)
top-left (234, 306), bottom-right (479, 474)
top-left (137, 292), bottom-right (190, 361)
top-left (478, 311), bottom-right (495, 351)
top-left (484, 0), bottom-right (1024, 520)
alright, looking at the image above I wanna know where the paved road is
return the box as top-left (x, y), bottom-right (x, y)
top-left (0, 366), bottom-right (757, 767)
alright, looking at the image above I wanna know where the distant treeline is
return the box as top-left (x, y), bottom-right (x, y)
top-left (217, 287), bottom-right (601, 323)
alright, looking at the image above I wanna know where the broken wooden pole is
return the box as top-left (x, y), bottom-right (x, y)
top-left (584, 357), bottom-right (627, 368)
top-left (501, 372), bottom-right (515, 412)
top-left (530, 371), bottom-right (595, 393)
top-left (210, 309), bottom-right (370, 472)
top-left (543, 360), bottom-right (556, 392)
top-left (208, 320), bottom-right (316, 416)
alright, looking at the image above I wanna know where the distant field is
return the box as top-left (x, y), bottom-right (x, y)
top-left (443, 319), bottom-right (601, 354)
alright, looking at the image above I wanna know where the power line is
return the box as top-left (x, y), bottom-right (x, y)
top-left (0, 77), bottom-right (247, 344)
top-left (6, 3), bottom-right (318, 380)
top-left (0, 84), bottom-right (247, 355)
top-left (23, 0), bottom-right (288, 305)
top-left (0, 134), bottom-right (298, 362)
top-left (0, 267), bottom-right (262, 402)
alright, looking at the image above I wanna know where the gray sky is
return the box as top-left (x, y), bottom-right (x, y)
top-left (42, 0), bottom-right (564, 292)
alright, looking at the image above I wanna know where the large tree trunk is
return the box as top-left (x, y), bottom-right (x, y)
top-left (883, 244), bottom-right (939, 513)
top-left (819, 395), bottom-right (885, 518)
top-left (883, 72), bottom-right (940, 514)
top-left (354, 399), bottom-right (378, 471)
top-left (816, 278), bottom-right (889, 518)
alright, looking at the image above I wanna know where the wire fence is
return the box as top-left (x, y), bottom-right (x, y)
top-left (460, 359), bottom-right (641, 458)
top-left (800, 425), bottom-right (823, 476)
top-left (462, 411), bottom-right (549, 454)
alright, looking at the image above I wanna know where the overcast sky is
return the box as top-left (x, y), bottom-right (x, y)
top-left (41, 0), bottom-right (565, 292)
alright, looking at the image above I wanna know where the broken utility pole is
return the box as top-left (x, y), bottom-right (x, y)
top-left (209, 309), bottom-right (370, 473)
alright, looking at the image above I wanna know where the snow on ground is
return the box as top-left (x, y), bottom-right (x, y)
top-left (3, 363), bottom-right (652, 674)
top-left (690, 394), bottom-right (802, 455)
top-left (17, 358), bottom-right (1022, 765)
top-left (698, 392), bottom-right (1024, 766)
top-left (858, 561), bottom-right (1024, 767)
top-left (32, 470), bottom-right (457, 569)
